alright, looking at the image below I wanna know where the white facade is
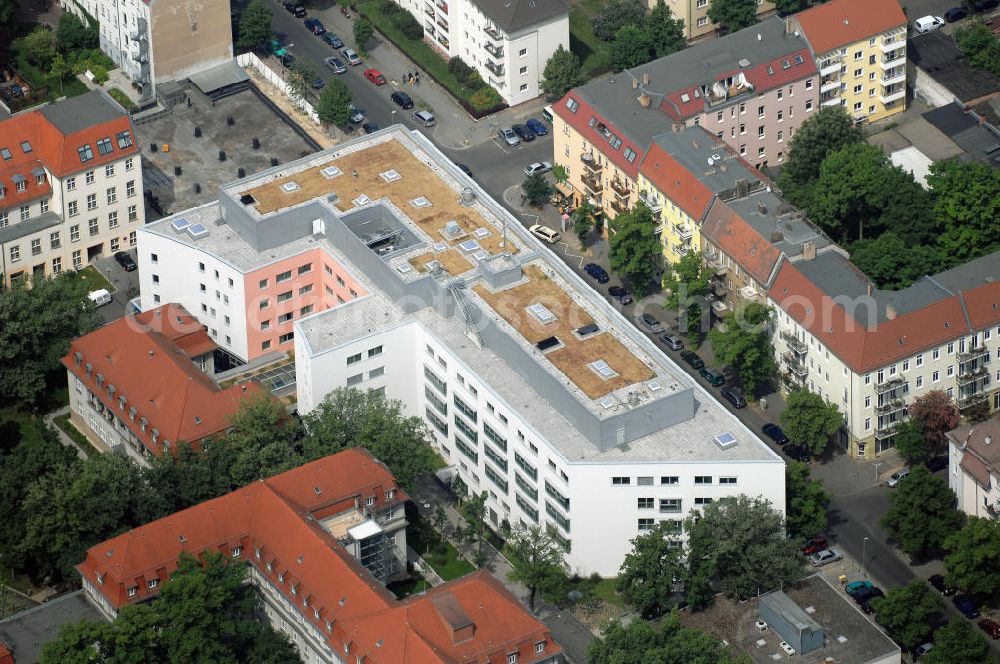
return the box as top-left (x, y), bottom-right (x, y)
top-left (395, 0), bottom-right (569, 106)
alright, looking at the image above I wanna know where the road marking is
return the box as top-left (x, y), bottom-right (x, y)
top-left (492, 137), bottom-right (510, 154)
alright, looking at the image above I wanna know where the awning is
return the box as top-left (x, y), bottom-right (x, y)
top-left (188, 60), bottom-right (250, 95)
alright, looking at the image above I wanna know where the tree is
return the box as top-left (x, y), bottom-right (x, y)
top-left (881, 464), bottom-right (964, 558)
top-left (779, 389), bottom-right (842, 456)
top-left (572, 201), bottom-right (598, 246)
top-left (302, 387), bottom-right (438, 489)
top-left (893, 420), bottom-right (931, 466)
top-left (459, 490), bottom-right (489, 566)
top-left (608, 203), bottom-right (661, 295)
top-left (646, 0), bottom-right (685, 58)
top-left (506, 525), bottom-right (567, 613)
top-left (588, 610), bottom-right (748, 663)
top-left (225, 392), bottom-right (303, 487)
top-left (785, 461), bottom-right (831, 540)
top-left (707, 0), bottom-right (758, 34)
top-left (552, 163), bottom-right (569, 186)
top-left (943, 517), bottom-right (1000, 597)
top-left (682, 300), bottom-right (704, 346)
top-left (56, 12), bottom-right (99, 51)
top-left (809, 142), bottom-right (933, 243)
top-left (924, 616), bottom-right (994, 664)
top-left (927, 159), bottom-right (1000, 262)
top-left (237, 0), bottom-right (274, 52)
top-left (611, 24), bottom-right (654, 70)
top-left (540, 45), bottom-right (585, 99)
top-left (592, 0), bottom-right (646, 41)
top-left (316, 77), bottom-right (353, 126)
top-left (849, 233), bottom-right (946, 290)
top-left (287, 61), bottom-right (315, 103)
top-left (777, 106), bottom-right (864, 207)
top-left (50, 53), bottom-right (70, 95)
top-left (616, 522), bottom-right (685, 618)
top-left (870, 581), bottom-right (941, 652)
top-left (954, 22), bottom-right (1000, 76)
top-left (708, 302), bottom-right (775, 396)
top-left (521, 172), bottom-right (552, 206)
top-left (145, 441), bottom-right (236, 514)
top-left (908, 390), bottom-right (960, 453)
top-left (663, 250), bottom-right (710, 310)
top-left (773, 0), bottom-right (808, 16)
top-left (0, 271), bottom-right (98, 405)
top-left (19, 27), bottom-right (57, 69)
top-left (354, 17), bottom-right (374, 53)
top-left (685, 495), bottom-right (803, 605)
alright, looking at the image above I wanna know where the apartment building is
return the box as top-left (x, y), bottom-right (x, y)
top-left (0, 91), bottom-right (143, 286)
top-left (768, 250), bottom-right (1000, 459)
top-left (78, 449), bottom-right (561, 663)
top-left (787, 0), bottom-right (907, 123)
top-left (394, 0), bottom-right (569, 107)
top-left (661, 0), bottom-right (775, 40)
top-left (947, 418), bottom-right (1000, 520)
top-left (552, 17), bottom-right (818, 222)
top-left (62, 303), bottom-right (266, 465)
top-left (139, 126), bottom-right (785, 576)
top-left (62, 0), bottom-right (232, 103)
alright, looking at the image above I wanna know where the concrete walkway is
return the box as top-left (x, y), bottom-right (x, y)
top-left (42, 406), bottom-right (88, 460)
top-left (409, 475), bottom-right (595, 664)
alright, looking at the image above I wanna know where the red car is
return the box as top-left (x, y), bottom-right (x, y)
top-left (802, 535), bottom-right (829, 556)
top-left (978, 619), bottom-right (1000, 639)
top-left (364, 68), bottom-right (386, 85)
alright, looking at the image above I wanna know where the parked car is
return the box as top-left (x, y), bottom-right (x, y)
top-left (322, 33), bottom-right (344, 48)
top-left (525, 118), bottom-right (548, 136)
top-left (391, 91), bottom-right (414, 109)
top-left (311, 76), bottom-right (325, 89)
top-left (282, 1), bottom-right (297, 11)
top-left (886, 469), bottom-right (910, 487)
top-left (803, 536), bottom-right (828, 556)
top-left (363, 68), bottom-right (385, 85)
top-left (512, 124), bottom-right (535, 142)
top-left (809, 548), bottom-right (843, 567)
top-left (913, 642), bottom-right (934, 658)
top-left (608, 285), bottom-right (632, 305)
top-left (660, 331), bottom-right (684, 351)
top-left (854, 587), bottom-right (884, 605)
top-left (341, 48), bottom-right (362, 65)
top-left (699, 366), bottom-right (725, 386)
top-left (348, 104), bottom-right (364, 124)
top-left (926, 455), bottom-right (948, 472)
top-left (762, 423), bottom-right (790, 446)
top-left (529, 224), bottom-right (560, 244)
top-left (524, 161), bottom-right (553, 176)
top-left (455, 163), bottom-right (473, 178)
top-left (681, 350), bottom-right (705, 369)
top-left (324, 57), bottom-right (347, 74)
top-left (929, 574), bottom-right (957, 596)
top-left (639, 313), bottom-right (664, 334)
top-left (279, 53), bottom-right (296, 68)
top-left (943, 6), bottom-right (968, 20)
top-left (283, 2), bottom-right (305, 15)
top-left (498, 127), bottom-right (519, 146)
top-left (304, 17), bottom-right (326, 34)
top-left (859, 597), bottom-right (878, 615)
top-left (114, 251), bottom-right (137, 271)
top-left (720, 386), bottom-right (747, 408)
top-left (583, 263), bottom-right (609, 284)
top-left (784, 445), bottom-right (812, 463)
top-left (953, 595), bottom-right (981, 619)
top-left (362, 122), bottom-right (379, 134)
top-left (914, 15), bottom-right (945, 32)
top-left (970, 0), bottom-right (1000, 11)
top-left (412, 110), bottom-right (436, 127)
top-left (977, 618), bottom-right (1000, 639)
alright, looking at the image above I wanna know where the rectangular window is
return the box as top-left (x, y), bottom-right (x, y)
top-left (276, 270), bottom-right (292, 282)
top-left (455, 435), bottom-right (478, 463)
top-left (661, 476), bottom-right (678, 485)
top-left (426, 408), bottom-right (448, 436)
top-left (66, 176), bottom-right (76, 191)
top-left (454, 394), bottom-right (477, 422)
top-left (277, 291), bottom-right (292, 303)
top-left (128, 205), bottom-right (137, 221)
top-left (31, 238), bottom-right (41, 255)
top-left (638, 518), bottom-right (654, 531)
top-left (52, 256), bottom-right (61, 273)
top-left (85, 171), bottom-right (95, 185)
top-left (68, 201), bottom-right (78, 217)
top-left (50, 231), bottom-right (60, 249)
top-left (87, 193), bottom-right (97, 210)
top-left (19, 205), bottom-right (29, 221)
top-left (694, 476), bottom-right (712, 484)
top-left (298, 284), bottom-right (312, 295)
top-left (279, 332), bottom-right (294, 344)
top-left (485, 464), bottom-right (508, 493)
top-left (517, 493), bottom-right (538, 522)
top-left (88, 218), bottom-right (98, 236)
top-left (719, 476), bottom-right (737, 484)
top-left (611, 476), bottom-right (630, 486)
top-left (96, 137), bottom-right (113, 155)
top-left (347, 352), bottom-right (363, 365)
top-left (455, 414), bottom-right (478, 442)
top-left (278, 312), bottom-right (293, 324)
top-left (347, 373), bottom-right (363, 386)
top-left (368, 345), bottom-right (383, 358)
top-left (637, 497), bottom-right (654, 509)
top-left (515, 452), bottom-right (537, 481)
top-left (108, 211), bottom-right (118, 228)
top-left (126, 180), bottom-right (136, 197)
top-left (105, 164), bottom-right (115, 177)
top-left (78, 145), bottom-right (94, 162)
top-left (424, 365), bottom-right (447, 395)
top-left (297, 263), bottom-right (312, 275)
top-left (660, 498), bottom-right (681, 513)
top-left (484, 444), bottom-right (507, 472)
top-left (9, 245), bottom-right (20, 262)
top-left (484, 422), bottom-right (506, 451)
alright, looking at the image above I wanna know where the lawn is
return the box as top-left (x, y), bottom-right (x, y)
top-left (567, 0), bottom-right (612, 77)
top-left (408, 512), bottom-right (476, 581)
top-left (54, 413), bottom-right (96, 455)
top-left (591, 577), bottom-right (624, 605)
top-left (387, 573), bottom-right (432, 598)
top-left (107, 87), bottom-right (137, 111)
top-left (72, 265), bottom-right (114, 293)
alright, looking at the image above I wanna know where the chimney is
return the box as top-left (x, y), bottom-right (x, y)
top-left (632, 78), bottom-right (638, 90)
top-left (638, 93), bottom-right (651, 108)
top-left (867, 282), bottom-right (873, 296)
top-left (986, 436), bottom-right (993, 446)
top-left (886, 303), bottom-right (897, 320)
top-left (802, 241), bottom-right (816, 261)
top-left (642, 72), bottom-right (650, 85)
top-left (771, 230), bottom-right (783, 242)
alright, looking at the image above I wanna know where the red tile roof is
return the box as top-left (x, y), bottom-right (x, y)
top-left (961, 280), bottom-right (1000, 331)
top-left (0, 159), bottom-right (51, 211)
top-left (77, 449), bottom-right (561, 664)
top-left (701, 199), bottom-right (782, 286)
top-left (741, 48), bottom-right (817, 90)
top-left (793, 0), bottom-right (907, 54)
top-left (639, 142), bottom-right (714, 220)
top-left (0, 643), bottom-right (12, 664)
top-left (61, 304), bottom-right (264, 454)
top-left (553, 93), bottom-right (645, 180)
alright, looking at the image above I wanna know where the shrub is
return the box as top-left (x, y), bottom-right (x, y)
top-left (448, 56), bottom-right (475, 84)
top-left (469, 86), bottom-right (502, 111)
top-left (380, 0), bottom-right (401, 14)
top-left (390, 9), bottom-right (423, 40)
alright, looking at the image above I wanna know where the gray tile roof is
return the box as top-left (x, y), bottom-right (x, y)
top-left (478, 0), bottom-right (570, 35)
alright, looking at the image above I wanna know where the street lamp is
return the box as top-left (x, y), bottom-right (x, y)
top-left (862, 536), bottom-right (869, 578)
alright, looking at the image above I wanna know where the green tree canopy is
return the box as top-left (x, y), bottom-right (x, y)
top-left (924, 616), bottom-right (994, 664)
top-left (302, 387), bottom-right (438, 489)
top-left (237, 0), bottom-right (274, 52)
top-left (953, 22), bottom-right (1000, 76)
top-left (588, 610), bottom-right (749, 664)
top-left (608, 203), bottom-right (661, 295)
top-left (779, 389), bottom-right (842, 456)
top-left (870, 581), bottom-right (941, 651)
top-left (708, 302), bottom-right (775, 396)
top-left (773, 0), bottom-right (807, 16)
top-left (616, 521), bottom-right (684, 618)
top-left (686, 495), bottom-right (803, 606)
top-left (522, 172), bottom-right (552, 206)
top-left (943, 517), bottom-right (1000, 597)
top-left (592, 0), bottom-right (646, 41)
top-left (707, 0), bottom-right (758, 34)
top-left (647, 0), bottom-right (685, 58)
top-left (56, 12), bottom-right (99, 51)
top-left (18, 27), bottom-right (57, 69)
top-left (572, 201), bottom-right (599, 246)
top-left (611, 24), bottom-right (655, 71)
top-left (881, 464), bottom-right (964, 558)
top-left (287, 61), bottom-right (316, 103)
top-left (225, 392), bottom-right (304, 487)
top-left (540, 45), bottom-right (585, 99)
top-left (908, 390), bottom-right (960, 452)
top-left (663, 250), bottom-right (710, 310)
top-left (777, 107), bottom-right (864, 207)
top-left (927, 159), bottom-right (1000, 262)
top-left (892, 420), bottom-right (931, 466)
top-left (849, 233), bottom-right (946, 291)
top-left (785, 461), bottom-right (831, 540)
top-left (354, 17), bottom-right (374, 52)
top-left (505, 525), bottom-right (567, 613)
top-left (145, 440), bottom-right (237, 514)
top-left (317, 77), bottom-right (354, 126)
top-left (0, 273), bottom-right (98, 405)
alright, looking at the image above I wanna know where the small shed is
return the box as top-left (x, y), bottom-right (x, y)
top-left (759, 590), bottom-right (824, 655)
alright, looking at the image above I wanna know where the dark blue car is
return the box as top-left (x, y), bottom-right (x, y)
top-left (322, 33), bottom-right (344, 48)
top-left (953, 595), bottom-right (981, 619)
top-left (584, 263), bottom-right (609, 284)
top-left (762, 423), bottom-right (790, 445)
top-left (526, 118), bottom-right (548, 136)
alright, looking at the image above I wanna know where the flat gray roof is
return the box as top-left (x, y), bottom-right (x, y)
top-left (726, 189), bottom-right (829, 261)
top-left (0, 211), bottom-right (62, 245)
top-left (0, 591), bottom-right (105, 664)
top-left (649, 127), bottom-right (761, 195)
top-left (188, 60), bottom-right (249, 95)
top-left (39, 90), bottom-right (126, 135)
top-left (908, 31), bottom-right (1000, 104)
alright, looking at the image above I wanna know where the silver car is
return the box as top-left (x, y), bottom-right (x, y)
top-left (809, 548), bottom-right (843, 567)
top-left (324, 57), bottom-right (346, 74)
top-left (498, 127), bottom-right (519, 146)
top-left (412, 110), bottom-right (436, 127)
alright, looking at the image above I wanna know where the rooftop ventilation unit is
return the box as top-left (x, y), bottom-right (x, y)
top-left (588, 359), bottom-right (617, 380)
top-left (171, 217), bottom-right (191, 231)
top-left (599, 397), bottom-right (615, 410)
top-left (680, 93), bottom-right (690, 103)
top-left (527, 302), bottom-right (556, 324)
top-left (738, 58), bottom-right (751, 67)
top-left (352, 194), bottom-right (371, 207)
top-left (458, 239), bottom-right (481, 252)
top-left (320, 166), bottom-right (342, 179)
top-left (411, 196), bottom-right (432, 208)
top-left (240, 194), bottom-right (255, 205)
top-left (714, 432), bottom-right (737, 450)
top-left (473, 250), bottom-right (489, 261)
top-left (432, 242), bottom-right (448, 252)
top-left (648, 380), bottom-right (662, 392)
top-left (576, 323), bottom-right (599, 336)
top-left (397, 263), bottom-right (413, 274)
top-left (379, 169), bottom-right (402, 182)
top-left (280, 181), bottom-right (299, 193)
top-left (187, 223), bottom-right (209, 239)
top-left (474, 227), bottom-right (491, 239)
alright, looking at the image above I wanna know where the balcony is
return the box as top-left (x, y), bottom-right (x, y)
top-left (638, 191), bottom-right (661, 214)
top-left (957, 366), bottom-right (988, 385)
top-left (610, 179), bottom-right (630, 197)
top-left (435, 0), bottom-right (448, 13)
top-left (881, 69), bottom-right (905, 86)
top-left (781, 331), bottom-right (807, 355)
top-left (581, 173), bottom-right (603, 194)
top-left (874, 376), bottom-right (906, 395)
top-left (611, 199), bottom-right (628, 214)
top-left (436, 18), bottom-right (449, 32)
top-left (424, 7), bottom-right (434, 17)
top-left (958, 346), bottom-right (990, 363)
top-left (670, 243), bottom-right (689, 258)
top-left (738, 284), bottom-right (758, 300)
top-left (580, 153), bottom-right (602, 173)
top-left (874, 420), bottom-right (900, 439)
top-left (879, 37), bottom-right (903, 54)
top-left (875, 398), bottom-right (906, 416)
top-left (819, 58), bottom-right (842, 76)
top-left (484, 24), bottom-right (503, 41)
top-left (484, 42), bottom-right (503, 59)
top-left (485, 60), bottom-right (503, 77)
top-left (881, 50), bottom-right (906, 70)
top-left (673, 223), bottom-right (693, 240)
top-left (785, 354), bottom-right (808, 378)
top-left (820, 76), bottom-right (841, 93)
top-left (821, 95), bottom-right (842, 107)
top-left (879, 85), bottom-right (905, 104)
top-left (958, 392), bottom-right (987, 410)
top-left (986, 504), bottom-right (1000, 521)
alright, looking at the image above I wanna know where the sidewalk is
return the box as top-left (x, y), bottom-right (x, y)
top-left (42, 406), bottom-right (89, 460)
top-left (409, 475), bottom-right (595, 664)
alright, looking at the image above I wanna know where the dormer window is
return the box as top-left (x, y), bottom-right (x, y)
top-left (535, 642), bottom-right (545, 654)
top-left (255, 547), bottom-right (262, 559)
top-left (507, 654), bottom-right (518, 664)
top-left (385, 489), bottom-right (395, 501)
top-left (313, 608), bottom-right (320, 619)
top-left (278, 573), bottom-right (285, 583)
top-left (266, 561), bottom-right (274, 572)
top-left (365, 497), bottom-right (375, 507)
top-left (231, 545), bottom-right (242, 557)
top-left (97, 572), bottom-right (105, 585)
top-left (147, 579), bottom-right (158, 590)
top-left (96, 137), bottom-right (113, 155)
top-left (15, 180), bottom-right (25, 192)
top-left (127, 586), bottom-right (138, 597)
top-left (344, 642), bottom-right (351, 655)
top-left (35, 173), bottom-right (45, 185)
top-left (78, 144), bottom-right (94, 163)
top-left (290, 583), bottom-right (298, 596)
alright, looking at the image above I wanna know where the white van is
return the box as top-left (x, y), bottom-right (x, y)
top-left (542, 105), bottom-right (554, 123)
top-left (914, 15), bottom-right (944, 33)
top-left (88, 289), bottom-right (112, 307)
top-left (529, 224), bottom-right (560, 244)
